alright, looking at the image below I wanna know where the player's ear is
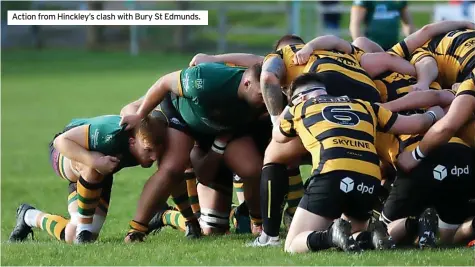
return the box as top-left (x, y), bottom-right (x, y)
top-left (244, 80), bottom-right (250, 87)
top-left (128, 137), bottom-right (136, 146)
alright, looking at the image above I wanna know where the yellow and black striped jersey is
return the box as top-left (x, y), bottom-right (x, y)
top-left (389, 29), bottom-right (475, 89)
top-left (264, 44), bottom-right (380, 101)
top-left (373, 71), bottom-right (442, 103)
top-left (279, 95), bottom-right (398, 180)
top-left (456, 69), bottom-right (475, 97)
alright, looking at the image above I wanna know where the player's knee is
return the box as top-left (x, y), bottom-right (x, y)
top-left (79, 166), bottom-right (103, 183)
top-left (263, 142), bottom-right (284, 164)
top-left (199, 208), bottom-right (229, 235)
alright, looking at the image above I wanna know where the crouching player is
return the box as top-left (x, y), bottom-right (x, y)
top-left (9, 115), bottom-right (164, 244)
top-left (274, 73), bottom-right (444, 253)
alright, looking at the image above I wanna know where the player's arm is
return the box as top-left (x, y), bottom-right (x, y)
top-left (374, 103), bottom-right (444, 135)
top-left (189, 53), bottom-right (264, 68)
top-left (272, 106), bottom-right (296, 143)
top-left (398, 94), bottom-right (475, 172)
top-left (349, 2), bottom-right (367, 41)
top-left (294, 35), bottom-right (353, 65)
top-left (352, 37), bottom-right (384, 53)
top-left (190, 135), bottom-right (232, 184)
top-left (53, 125), bottom-right (118, 174)
top-left (403, 20), bottom-right (475, 54)
top-left (261, 56), bottom-right (286, 124)
top-left (120, 98), bottom-right (143, 116)
top-left (411, 56), bottom-right (439, 91)
top-left (360, 52), bottom-right (416, 78)
top-left (400, 5), bottom-right (415, 36)
top-left (120, 71), bottom-right (181, 130)
top-left (381, 89), bottom-right (455, 112)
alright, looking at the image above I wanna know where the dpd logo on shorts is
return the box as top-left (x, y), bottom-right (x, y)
top-left (451, 165), bottom-right (470, 177)
top-left (433, 165), bottom-right (447, 181)
top-left (340, 177), bottom-right (354, 193)
top-left (340, 177), bottom-right (374, 194)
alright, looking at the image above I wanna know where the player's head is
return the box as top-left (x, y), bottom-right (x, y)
top-left (288, 73), bottom-right (327, 105)
top-left (242, 63), bottom-right (264, 108)
top-left (129, 115), bottom-right (166, 168)
top-left (274, 34), bottom-right (305, 51)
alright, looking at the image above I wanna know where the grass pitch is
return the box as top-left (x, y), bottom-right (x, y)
top-left (1, 50), bottom-right (474, 266)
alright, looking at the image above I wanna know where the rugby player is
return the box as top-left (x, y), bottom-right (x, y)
top-left (120, 62), bottom-right (266, 242)
top-left (273, 73), bottom-right (444, 253)
top-left (9, 115), bottom-right (164, 244)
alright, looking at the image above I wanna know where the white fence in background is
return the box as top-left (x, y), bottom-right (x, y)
top-left (205, 3), bottom-right (441, 53)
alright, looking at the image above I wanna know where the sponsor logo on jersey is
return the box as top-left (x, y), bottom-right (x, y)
top-left (92, 129), bottom-right (99, 148)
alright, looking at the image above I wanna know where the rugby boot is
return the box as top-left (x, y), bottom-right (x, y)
top-left (418, 208), bottom-right (438, 249)
top-left (328, 218), bottom-right (361, 252)
top-left (371, 220), bottom-right (396, 250)
top-left (148, 205), bottom-right (174, 235)
top-left (230, 202), bottom-right (251, 234)
top-left (75, 230), bottom-right (94, 244)
top-left (185, 219), bottom-right (202, 239)
top-left (9, 203), bottom-right (35, 242)
top-left (247, 232), bottom-right (281, 247)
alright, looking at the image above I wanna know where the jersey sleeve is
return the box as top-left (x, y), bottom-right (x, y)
top-left (350, 44), bottom-right (366, 62)
top-left (371, 103), bottom-right (399, 132)
top-left (264, 49), bottom-right (284, 63)
top-left (456, 70), bottom-right (475, 98)
top-left (429, 81), bottom-right (442, 90)
top-left (409, 46), bottom-right (434, 64)
top-left (387, 41), bottom-right (411, 60)
top-left (178, 66), bottom-right (198, 98)
top-left (279, 106), bottom-right (297, 137)
top-left (88, 122), bottom-right (125, 154)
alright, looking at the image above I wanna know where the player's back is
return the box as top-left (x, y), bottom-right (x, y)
top-left (283, 95), bottom-right (383, 180)
top-left (413, 29), bottom-right (475, 87)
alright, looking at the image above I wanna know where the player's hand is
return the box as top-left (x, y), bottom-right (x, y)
top-left (293, 46), bottom-right (313, 65)
top-left (427, 106), bottom-right (445, 122)
top-left (396, 150), bottom-right (419, 173)
top-left (120, 114), bottom-right (142, 131)
top-left (93, 155), bottom-right (120, 175)
top-left (411, 83), bottom-right (430, 92)
top-left (189, 53), bottom-right (215, 67)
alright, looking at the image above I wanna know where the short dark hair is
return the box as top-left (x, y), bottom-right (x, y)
top-left (273, 34), bottom-right (305, 51)
top-left (247, 62), bottom-right (262, 81)
top-left (288, 73), bottom-right (326, 98)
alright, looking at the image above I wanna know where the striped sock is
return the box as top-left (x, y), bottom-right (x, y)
top-left (171, 181), bottom-right (195, 222)
top-left (286, 167), bottom-right (304, 216)
top-left (233, 181), bottom-right (245, 205)
top-left (76, 177), bottom-right (103, 234)
top-left (184, 170), bottom-right (200, 215)
top-left (128, 220), bottom-right (148, 234)
top-left (39, 214), bottom-right (69, 241)
top-left (161, 210), bottom-right (186, 231)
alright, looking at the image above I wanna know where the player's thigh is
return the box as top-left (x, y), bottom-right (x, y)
top-left (160, 128), bottom-right (195, 175)
top-left (225, 135), bottom-right (262, 179)
top-left (264, 138), bottom-right (307, 165)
